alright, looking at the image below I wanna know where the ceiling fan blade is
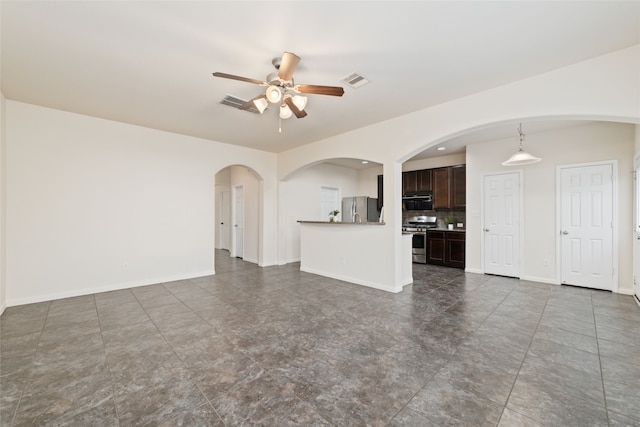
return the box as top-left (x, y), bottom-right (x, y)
top-left (295, 84), bottom-right (344, 97)
top-left (277, 52), bottom-right (300, 81)
top-left (212, 72), bottom-right (266, 86)
top-left (239, 94), bottom-right (267, 111)
top-left (284, 96), bottom-right (308, 118)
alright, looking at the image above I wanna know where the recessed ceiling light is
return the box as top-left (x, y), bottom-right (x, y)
top-left (361, 160), bottom-right (369, 164)
top-left (437, 147), bottom-right (446, 151)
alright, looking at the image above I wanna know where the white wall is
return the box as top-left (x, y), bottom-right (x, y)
top-left (404, 153), bottom-right (466, 172)
top-left (0, 0), bottom-right (4, 314)
top-left (634, 125), bottom-right (640, 299)
top-left (282, 162), bottom-right (360, 263)
top-left (5, 101), bottom-right (277, 306)
top-left (0, 91), bottom-right (6, 314)
top-left (357, 165), bottom-right (383, 198)
top-left (300, 223), bottom-right (412, 293)
top-left (466, 122), bottom-right (635, 292)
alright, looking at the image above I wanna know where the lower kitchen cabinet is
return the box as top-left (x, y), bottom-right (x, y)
top-left (427, 230), bottom-right (465, 269)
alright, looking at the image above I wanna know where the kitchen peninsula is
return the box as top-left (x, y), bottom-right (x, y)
top-left (297, 221), bottom-right (413, 293)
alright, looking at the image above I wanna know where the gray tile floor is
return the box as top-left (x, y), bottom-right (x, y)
top-left (1, 250), bottom-right (639, 426)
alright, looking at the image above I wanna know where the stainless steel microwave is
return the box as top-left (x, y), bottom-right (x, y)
top-left (402, 192), bottom-right (433, 211)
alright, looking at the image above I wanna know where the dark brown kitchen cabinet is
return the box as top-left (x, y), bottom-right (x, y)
top-left (451, 165), bottom-right (466, 209)
top-left (418, 169), bottom-right (432, 192)
top-left (427, 231), bottom-right (446, 265)
top-left (427, 230), bottom-right (465, 269)
top-left (402, 169), bottom-right (432, 196)
top-left (445, 231), bottom-right (466, 269)
top-left (432, 167), bottom-right (450, 209)
top-left (377, 174), bottom-right (384, 210)
top-left (403, 171), bottom-right (417, 195)
top-left (432, 165), bottom-right (466, 210)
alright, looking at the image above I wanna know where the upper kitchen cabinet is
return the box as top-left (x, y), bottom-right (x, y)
top-left (402, 169), bottom-right (432, 196)
top-left (433, 165), bottom-right (466, 209)
top-left (432, 167), bottom-right (450, 209)
top-left (451, 165), bottom-right (466, 209)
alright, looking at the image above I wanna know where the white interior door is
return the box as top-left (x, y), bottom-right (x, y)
top-left (232, 185), bottom-right (244, 259)
top-left (560, 163), bottom-right (614, 291)
top-left (219, 190), bottom-right (230, 250)
top-left (483, 172), bottom-right (521, 278)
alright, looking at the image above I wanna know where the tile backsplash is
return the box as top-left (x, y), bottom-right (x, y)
top-left (403, 210), bottom-right (466, 229)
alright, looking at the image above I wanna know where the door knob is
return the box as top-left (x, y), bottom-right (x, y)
top-left (561, 230), bottom-right (569, 235)
top-left (484, 228), bottom-right (490, 232)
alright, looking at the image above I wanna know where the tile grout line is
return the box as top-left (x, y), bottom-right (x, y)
top-left (7, 301), bottom-right (52, 427)
top-left (490, 280), bottom-right (551, 427)
top-left (95, 293), bottom-right (123, 427)
top-left (591, 290), bottom-right (612, 427)
top-left (157, 282), bottom-right (231, 426)
top-left (385, 276), bottom-right (513, 426)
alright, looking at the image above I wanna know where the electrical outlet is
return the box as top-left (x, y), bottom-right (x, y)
top-left (543, 258), bottom-right (550, 267)
top-left (341, 256), bottom-right (346, 265)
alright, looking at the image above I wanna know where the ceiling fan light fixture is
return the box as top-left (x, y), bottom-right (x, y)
top-left (266, 85), bottom-right (282, 103)
top-left (253, 97), bottom-right (268, 114)
top-left (292, 95), bottom-right (307, 110)
top-left (502, 123), bottom-right (541, 166)
top-left (279, 104), bottom-right (293, 119)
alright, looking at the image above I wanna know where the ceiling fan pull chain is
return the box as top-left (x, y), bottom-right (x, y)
top-left (279, 116), bottom-right (282, 133)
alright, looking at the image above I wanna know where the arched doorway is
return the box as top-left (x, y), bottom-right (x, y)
top-left (215, 165), bottom-right (262, 264)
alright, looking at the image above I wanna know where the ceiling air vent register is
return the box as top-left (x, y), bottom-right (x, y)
top-left (341, 72), bottom-right (369, 88)
top-left (220, 95), bottom-right (261, 114)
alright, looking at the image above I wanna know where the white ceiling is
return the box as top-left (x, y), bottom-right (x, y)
top-left (2, 1), bottom-right (639, 157)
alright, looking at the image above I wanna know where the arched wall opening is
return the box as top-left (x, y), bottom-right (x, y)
top-left (394, 117), bottom-right (638, 293)
top-left (398, 116), bottom-right (639, 164)
top-left (277, 158), bottom-right (383, 265)
top-left (214, 164), bottom-right (263, 267)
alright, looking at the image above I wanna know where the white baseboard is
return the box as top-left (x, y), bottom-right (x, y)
top-left (6, 269), bottom-right (214, 308)
top-left (300, 266), bottom-right (402, 293)
top-left (0, 302), bottom-right (5, 316)
top-left (520, 275), bottom-right (559, 285)
top-left (465, 267), bottom-right (483, 274)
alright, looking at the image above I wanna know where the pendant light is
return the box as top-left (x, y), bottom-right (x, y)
top-left (502, 123), bottom-right (541, 166)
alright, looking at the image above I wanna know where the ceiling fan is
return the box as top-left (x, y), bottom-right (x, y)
top-left (213, 52), bottom-right (344, 123)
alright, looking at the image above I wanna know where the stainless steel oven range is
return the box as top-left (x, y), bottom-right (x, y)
top-left (402, 216), bottom-right (437, 264)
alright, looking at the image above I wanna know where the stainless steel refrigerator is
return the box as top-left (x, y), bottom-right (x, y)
top-left (341, 197), bottom-right (380, 223)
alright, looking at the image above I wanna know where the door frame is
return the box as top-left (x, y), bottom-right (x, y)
top-left (633, 156), bottom-right (640, 302)
top-left (480, 170), bottom-right (524, 278)
top-left (231, 184), bottom-right (244, 259)
top-left (555, 160), bottom-right (618, 292)
top-left (218, 190), bottom-right (230, 250)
